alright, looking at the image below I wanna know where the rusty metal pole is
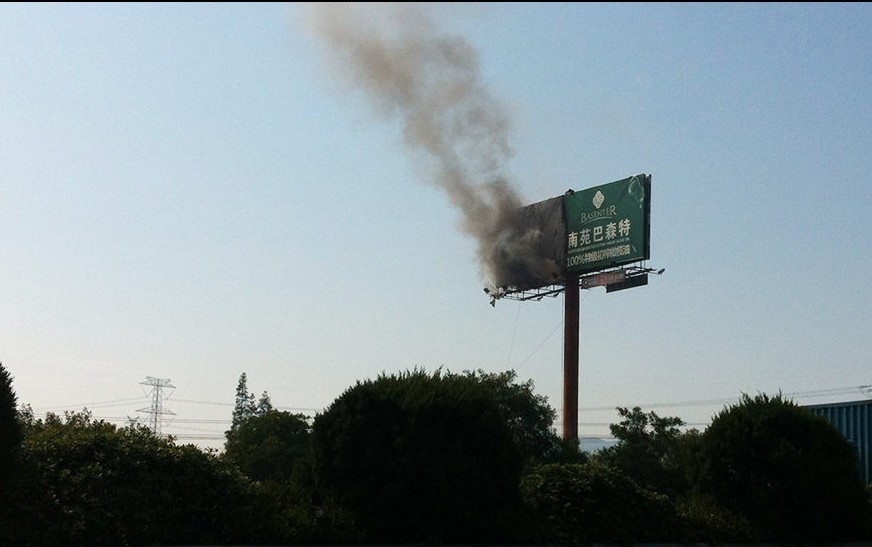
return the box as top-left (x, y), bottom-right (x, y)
top-left (563, 275), bottom-right (579, 442)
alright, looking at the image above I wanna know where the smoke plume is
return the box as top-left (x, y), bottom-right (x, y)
top-left (303, 3), bottom-right (561, 290)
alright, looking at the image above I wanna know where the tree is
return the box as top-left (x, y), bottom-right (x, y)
top-left (256, 390), bottom-right (273, 415)
top-left (311, 369), bottom-right (527, 543)
top-left (520, 462), bottom-right (689, 544)
top-left (592, 406), bottom-right (691, 497)
top-left (0, 362), bottom-right (23, 537)
top-left (695, 393), bottom-right (872, 542)
top-left (231, 373), bottom-right (257, 430)
top-left (0, 362), bottom-right (22, 478)
top-left (461, 369), bottom-right (565, 465)
top-left (223, 410), bottom-right (310, 483)
top-left (3, 410), bottom-right (286, 546)
top-left (231, 375), bottom-right (275, 433)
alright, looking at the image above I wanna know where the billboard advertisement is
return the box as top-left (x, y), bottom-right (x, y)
top-left (564, 174), bottom-right (650, 276)
top-left (491, 174), bottom-right (651, 292)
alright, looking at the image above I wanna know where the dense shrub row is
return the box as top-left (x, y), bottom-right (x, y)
top-left (2, 364), bottom-right (871, 544)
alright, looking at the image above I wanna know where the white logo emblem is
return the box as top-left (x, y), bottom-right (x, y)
top-left (592, 190), bottom-right (605, 209)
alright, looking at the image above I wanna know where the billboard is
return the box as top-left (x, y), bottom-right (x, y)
top-left (491, 174), bottom-right (651, 292)
top-left (491, 195), bottom-right (566, 291)
top-left (564, 174), bottom-right (650, 276)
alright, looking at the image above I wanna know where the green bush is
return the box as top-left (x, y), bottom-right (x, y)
top-left (311, 369), bottom-right (528, 543)
top-left (520, 461), bottom-right (689, 543)
top-left (4, 411), bottom-right (284, 545)
top-left (696, 393), bottom-right (872, 542)
top-left (592, 406), bottom-right (693, 498)
top-left (223, 409), bottom-right (311, 483)
top-left (677, 492), bottom-right (755, 543)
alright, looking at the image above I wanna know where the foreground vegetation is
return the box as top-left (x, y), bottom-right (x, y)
top-left (2, 363), bottom-right (871, 544)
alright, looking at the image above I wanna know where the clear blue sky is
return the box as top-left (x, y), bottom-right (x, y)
top-left (3, 3), bottom-right (871, 449)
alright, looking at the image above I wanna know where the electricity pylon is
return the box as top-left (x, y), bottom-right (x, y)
top-left (137, 376), bottom-right (176, 437)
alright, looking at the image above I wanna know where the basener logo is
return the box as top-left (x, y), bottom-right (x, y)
top-left (592, 190), bottom-right (605, 209)
top-left (580, 204), bottom-right (617, 224)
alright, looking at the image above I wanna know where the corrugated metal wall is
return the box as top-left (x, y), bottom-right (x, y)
top-left (806, 399), bottom-right (872, 484)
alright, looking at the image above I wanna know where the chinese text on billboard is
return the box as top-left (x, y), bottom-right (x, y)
top-left (563, 174), bottom-right (650, 275)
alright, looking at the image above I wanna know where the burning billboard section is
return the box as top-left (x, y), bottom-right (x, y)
top-left (486, 174), bottom-right (653, 304)
top-left (484, 195), bottom-right (566, 294)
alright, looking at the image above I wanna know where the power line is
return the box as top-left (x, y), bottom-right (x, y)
top-left (576, 385), bottom-right (872, 413)
top-left (171, 398), bottom-right (233, 407)
top-left (171, 398), bottom-right (322, 414)
top-left (34, 397), bottom-right (147, 412)
top-left (42, 383), bottom-right (872, 421)
top-left (517, 319), bottom-right (563, 368)
top-left (170, 434), bottom-right (226, 441)
top-left (29, 383), bottom-right (872, 450)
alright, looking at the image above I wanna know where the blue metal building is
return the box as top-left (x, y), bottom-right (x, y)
top-left (805, 399), bottom-right (872, 484)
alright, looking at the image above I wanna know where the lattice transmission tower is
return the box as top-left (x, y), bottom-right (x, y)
top-left (137, 376), bottom-right (176, 437)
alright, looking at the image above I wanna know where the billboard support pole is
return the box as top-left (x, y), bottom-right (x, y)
top-left (563, 275), bottom-right (579, 442)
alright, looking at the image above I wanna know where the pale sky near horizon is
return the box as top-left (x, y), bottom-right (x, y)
top-left (3, 3), bottom-right (871, 450)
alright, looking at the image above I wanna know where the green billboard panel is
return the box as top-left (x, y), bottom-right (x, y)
top-left (564, 174), bottom-right (650, 275)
